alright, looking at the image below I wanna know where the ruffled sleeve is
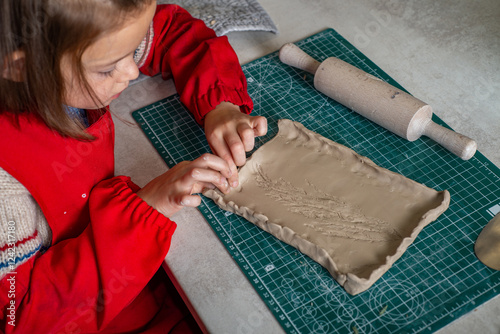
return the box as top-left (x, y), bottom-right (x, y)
top-left (139, 4), bottom-right (253, 124)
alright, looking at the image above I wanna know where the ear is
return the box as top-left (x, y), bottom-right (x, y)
top-left (2, 50), bottom-right (26, 82)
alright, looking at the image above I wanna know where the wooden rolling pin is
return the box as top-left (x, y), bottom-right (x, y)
top-left (279, 43), bottom-right (477, 160)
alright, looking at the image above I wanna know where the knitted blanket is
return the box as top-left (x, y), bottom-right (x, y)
top-left (158, 0), bottom-right (278, 36)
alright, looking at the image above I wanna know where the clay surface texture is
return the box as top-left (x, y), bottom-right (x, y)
top-left (204, 119), bottom-right (450, 295)
top-left (475, 213), bottom-right (500, 271)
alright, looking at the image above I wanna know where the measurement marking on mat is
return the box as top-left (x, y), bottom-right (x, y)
top-left (487, 204), bottom-right (500, 217)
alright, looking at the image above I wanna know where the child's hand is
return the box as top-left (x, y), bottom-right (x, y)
top-left (204, 102), bottom-right (268, 187)
top-left (137, 154), bottom-right (232, 218)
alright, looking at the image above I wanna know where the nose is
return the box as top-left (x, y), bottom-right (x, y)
top-left (116, 56), bottom-right (140, 83)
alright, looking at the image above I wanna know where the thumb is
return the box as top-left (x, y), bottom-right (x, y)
top-left (252, 116), bottom-right (268, 137)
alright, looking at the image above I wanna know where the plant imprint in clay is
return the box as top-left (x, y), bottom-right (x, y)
top-left (204, 119), bottom-right (450, 295)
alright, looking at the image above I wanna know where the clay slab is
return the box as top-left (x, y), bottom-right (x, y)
top-left (204, 119), bottom-right (450, 295)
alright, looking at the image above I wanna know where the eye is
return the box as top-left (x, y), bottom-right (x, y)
top-left (98, 68), bottom-right (115, 77)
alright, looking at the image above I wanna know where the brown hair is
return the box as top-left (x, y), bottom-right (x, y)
top-left (0, 0), bottom-right (153, 139)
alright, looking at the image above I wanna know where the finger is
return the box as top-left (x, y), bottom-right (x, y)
top-left (180, 194), bottom-right (202, 207)
top-left (237, 124), bottom-right (256, 152)
top-left (252, 116), bottom-right (268, 137)
top-left (188, 181), bottom-right (229, 197)
top-left (193, 153), bottom-right (232, 179)
top-left (184, 167), bottom-right (230, 193)
top-left (218, 154), bottom-right (239, 188)
top-left (190, 181), bottom-right (215, 195)
top-left (207, 143), bottom-right (239, 188)
top-left (227, 164), bottom-right (239, 188)
top-left (225, 133), bottom-right (246, 166)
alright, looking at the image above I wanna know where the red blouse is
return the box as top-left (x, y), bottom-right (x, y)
top-left (0, 4), bottom-right (252, 333)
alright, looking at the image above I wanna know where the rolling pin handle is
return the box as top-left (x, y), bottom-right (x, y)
top-left (422, 121), bottom-right (477, 160)
top-left (279, 43), bottom-right (321, 75)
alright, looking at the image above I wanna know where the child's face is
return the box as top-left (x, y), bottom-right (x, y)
top-left (62, 1), bottom-right (157, 109)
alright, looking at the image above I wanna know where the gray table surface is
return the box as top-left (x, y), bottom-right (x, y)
top-left (111, 1), bottom-right (500, 333)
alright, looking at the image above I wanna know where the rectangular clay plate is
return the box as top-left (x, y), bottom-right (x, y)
top-left (204, 119), bottom-right (450, 295)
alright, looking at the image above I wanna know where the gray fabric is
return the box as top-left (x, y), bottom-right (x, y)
top-left (158, 0), bottom-right (278, 36)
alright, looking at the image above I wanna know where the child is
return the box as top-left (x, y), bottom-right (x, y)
top-left (0, 0), bottom-right (267, 332)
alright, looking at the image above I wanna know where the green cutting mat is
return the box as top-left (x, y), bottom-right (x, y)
top-left (133, 29), bottom-right (500, 334)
